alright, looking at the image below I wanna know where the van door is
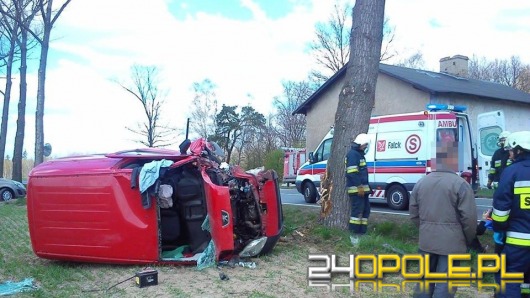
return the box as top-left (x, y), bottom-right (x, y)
top-left (476, 111), bottom-right (505, 187)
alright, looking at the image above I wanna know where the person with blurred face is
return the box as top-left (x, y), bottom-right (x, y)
top-left (410, 141), bottom-right (477, 298)
top-left (488, 131), bottom-right (512, 189)
top-left (346, 133), bottom-right (371, 246)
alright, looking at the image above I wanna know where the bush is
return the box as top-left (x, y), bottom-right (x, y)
top-left (264, 149), bottom-right (284, 181)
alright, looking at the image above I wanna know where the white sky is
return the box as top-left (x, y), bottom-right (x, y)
top-left (4, 0), bottom-right (530, 158)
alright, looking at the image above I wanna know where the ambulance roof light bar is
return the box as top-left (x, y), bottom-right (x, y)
top-left (426, 103), bottom-right (467, 112)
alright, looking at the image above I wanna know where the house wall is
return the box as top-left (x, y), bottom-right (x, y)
top-left (305, 73), bottom-right (430, 152)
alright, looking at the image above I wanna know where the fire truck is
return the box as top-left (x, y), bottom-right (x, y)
top-left (282, 148), bottom-right (306, 186)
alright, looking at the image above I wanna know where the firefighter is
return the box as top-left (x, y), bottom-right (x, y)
top-left (487, 131), bottom-right (512, 189)
top-left (346, 133), bottom-right (371, 246)
top-left (491, 131), bottom-right (530, 298)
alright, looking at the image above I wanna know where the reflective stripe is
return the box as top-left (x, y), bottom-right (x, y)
top-left (494, 160), bottom-right (501, 167)
top-left (361, 218), bottom-right (368, 225)
top-left (492, 208), bottom-right (510, 222)
top-left (489, 168), bottom-right (496, 174)
top-left (347, 166), bottom-right (358, 173)
top-left (347, 186), bottom-right (358, 194)
top-left (515, 181), bottom-right (530, 187)
top-left (506, 231), bottom-right (530, 246)
top-left (514, 186), bottom-right (530, 194)
top-left (492, 208), bottom-right (510, 216)
top-left (506, 237), bottom-right (530, 247)
top-left (507, 160), bottom-right (512, 166)
top-left (507, 231), bottom-right (530, 240)
top-left (360, 160), bottom-right (366, 166)
top-left (347, 185), bottom-right (370, 194)
top-left (350, 217), bottom-right (361, 224)
top-left (491, 214), bottom-right (509, 222)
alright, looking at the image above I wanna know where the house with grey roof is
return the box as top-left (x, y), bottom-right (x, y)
top-left (293, 55), bottom-right (530, 186)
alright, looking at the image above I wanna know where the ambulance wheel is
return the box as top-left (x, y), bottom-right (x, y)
top-left (303, 182), bottom-right (317, 203)
top-left (386, 185), bottom-right (409, 210)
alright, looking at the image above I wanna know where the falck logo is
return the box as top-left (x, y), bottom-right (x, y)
top-left (377, 140), bottom-right (386, 152)
top-left (221, 210), bottom-right (230, 227)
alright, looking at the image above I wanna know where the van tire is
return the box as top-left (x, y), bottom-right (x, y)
top-left (303, 182), bottom-right (317, 203)
top-left (386, 185), bottom-right (409, 210)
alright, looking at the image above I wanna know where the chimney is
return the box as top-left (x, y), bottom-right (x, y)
top-left (439, 55), bottom-right (469, 77)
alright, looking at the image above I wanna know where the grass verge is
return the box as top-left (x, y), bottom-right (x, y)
top-left (1, 200), bottom-right (497, 297)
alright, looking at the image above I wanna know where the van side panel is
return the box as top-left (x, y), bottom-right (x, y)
top-left (27, 171), bottom-right (158, 264)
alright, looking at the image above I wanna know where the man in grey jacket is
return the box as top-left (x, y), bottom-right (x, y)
top-left (410, 141), bottom-right (477, 298)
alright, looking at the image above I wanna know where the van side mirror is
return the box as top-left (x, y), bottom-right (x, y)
top-left (179, 139), bottom-right (191, 154)
top-left (308, 152), bottom-right (315, 164)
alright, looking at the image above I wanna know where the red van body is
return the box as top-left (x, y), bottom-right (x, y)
top-left (27, 138), bottom-right (283, 264)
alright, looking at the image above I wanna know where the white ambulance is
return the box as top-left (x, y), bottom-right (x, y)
top-left (295, 104), bottom-right (504, 209)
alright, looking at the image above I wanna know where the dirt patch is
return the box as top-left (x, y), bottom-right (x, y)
top-left (87, 227), bottom-right (494, 298)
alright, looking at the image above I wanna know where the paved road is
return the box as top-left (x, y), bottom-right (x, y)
top-left (280, 187), bottom-right (493, 221)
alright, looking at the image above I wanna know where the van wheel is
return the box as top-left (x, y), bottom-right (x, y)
top-left (302, 182), bottom-right (317, 203)
top-left (386, 185), bottom-right (409, 210)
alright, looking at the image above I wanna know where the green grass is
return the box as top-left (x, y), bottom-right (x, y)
top-left (1, 200), bottom-right (498, 297)
top-left (476, 188), bottom-right (494, 198)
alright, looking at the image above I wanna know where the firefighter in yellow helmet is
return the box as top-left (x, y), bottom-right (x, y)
top-left (487, 131), bottom-right (511, 189)
top-left (346, 133), bottom-right (371, 246)
top-left (491, 131), bottom-right (530, 297)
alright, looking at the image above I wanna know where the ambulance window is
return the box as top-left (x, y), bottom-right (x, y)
top-left (479, 126), bottom-right (502, 156)
top-left (437, 128), bottom-right (457, 143)
top-left (315, 139), bottom-right (332, 162)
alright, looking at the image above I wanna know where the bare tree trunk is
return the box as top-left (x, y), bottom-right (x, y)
top-left (0, 39), bottom-right (16, 177)
top-left (34, 29), bottom-right (49, 165)
top-left (12, 30), bottom-right (28, 182)
top-left (35, 0), bottom-right (71, 165)
top-left (322, 0), bottom-right (385, 229)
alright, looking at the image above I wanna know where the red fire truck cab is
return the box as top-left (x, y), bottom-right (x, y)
top-left (27, 138), bottom-right (283, 264)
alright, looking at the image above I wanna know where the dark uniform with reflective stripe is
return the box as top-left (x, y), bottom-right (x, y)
top-left (488, 147), bottom-right (512, 186)
top-left (492, 155), bottom-right (530, 298)
top-left (346, 143), bottom-right (371, 234)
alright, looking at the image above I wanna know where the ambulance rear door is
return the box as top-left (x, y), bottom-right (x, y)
top-left (476, 111), bottom-right (505, 187)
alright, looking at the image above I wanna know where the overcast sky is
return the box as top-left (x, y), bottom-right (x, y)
top-left (5, 0), bottom-right (530, 158)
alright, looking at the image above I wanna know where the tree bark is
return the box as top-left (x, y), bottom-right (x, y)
top-left (34, 27), bottom-right (49, 165)
top-left (322, 0), bottom-right (385, 229)
top-left (35, 0), bottom-right (71, 165)
top-left (12, 29), bottom-right (28, 182)
top-left (0, 36), bottom-right (16, 177)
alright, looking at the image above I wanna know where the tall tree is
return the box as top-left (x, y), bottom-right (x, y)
top-left (309, 0), bottom-right (394, 83)
top-left (273, 80), bottom-right (313, 148)
top-left (234, 105), bottom-right (266, 165)
top-left (119, 65), bottom-right (173, 148)
top-left (189, 79), bottom-right (218, 138)
top-left (518, 65), bottom-right (530, 93)
top-left (242, 113), bottom-right (278, 169)
top-left (0, 0), bottom-right (39, 182)
top-left (212, 104), bottom-right (240, 164)
top-left (0, 1), bottom-right (19, 177)
top-left (32, 0), bottom-right (72, 166)
top-left (394, 51), bottom-right (426, 69)
top-left (320, 0), bottom-right (385, 229)
top-left (468, 55), bottom-right (530, 92)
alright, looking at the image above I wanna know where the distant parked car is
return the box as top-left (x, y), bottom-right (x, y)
top-left (0, 178), bottom-right (27, 201)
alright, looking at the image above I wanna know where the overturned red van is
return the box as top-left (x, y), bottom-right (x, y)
top-left (27, 138), bottom-right (283, 264)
